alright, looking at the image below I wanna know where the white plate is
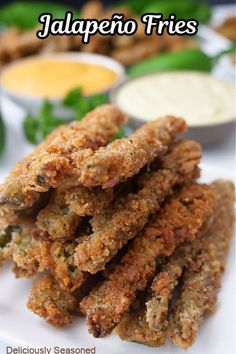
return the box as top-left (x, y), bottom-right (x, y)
top-left (0, 85), bottom-right (235, 354)
top-left (0, 157), bottom-right (235, 354)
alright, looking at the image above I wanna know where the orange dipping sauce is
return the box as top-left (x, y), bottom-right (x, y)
top-left (2, 58), bottom-right (119, 98)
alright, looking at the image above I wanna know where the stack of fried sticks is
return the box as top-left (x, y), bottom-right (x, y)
top-left (0, 104), bottom-right (234, 349)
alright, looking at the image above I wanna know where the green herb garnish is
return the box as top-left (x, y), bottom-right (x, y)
top-left (23, 100), bottom-right (62, 144)
top-left (63, 88), bottom-right (108, 120)
top-left (23, 88), bottom-right (125, 144)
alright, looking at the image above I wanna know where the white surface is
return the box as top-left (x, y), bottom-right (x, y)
top-left (0, 229), bottom-right (235, 354)
top-left (0, 96), bottom-right (235, 354)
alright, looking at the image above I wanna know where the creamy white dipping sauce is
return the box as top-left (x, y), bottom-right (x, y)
top-left (114, 72), bottom-right (235, 126)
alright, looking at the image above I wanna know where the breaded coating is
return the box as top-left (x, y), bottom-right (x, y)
top-left (75, 140), bottom-right (201, 274)
top-left (36, 180), bottom-right (114, 241)
top-left (0, 220), bottom-right (42, 276)
top-left (0, 225), bottom-right (15, 267)
top-left (12, 234), bottom-right (88, 290)
top-left (0, 245), bottom-right (12, 267)
top-left (0, 26), bottom-right (83, 68)
top-left (79, 182), bottom-right (218, 337)
top-left (36, 187), bottom-right (81, 241)
top-left (25, 105), bottom-right (126, 191)
top-left (27, 273), bottom-right (77, 327)
top-left (11, 221), bottom-right (40, 278)
top-left (145, 181), bottom-right (230, 332)
top-left (0, 219), bottom-right (40, 274)
top-left (78, 116), bottom-right (186, 189)
top-left (64, 177), bottom-right (134, 217)
top-left (0, 125), bottom-right (66, 209)
top-left (146, 257), bottom-right (185, 332)
top-left (0, 105), bottom-right (126, 209)
top-left (116, 195), bottom-right (217, 348)
top-left (0, 206), bottom-right (21, 229)
top-left (64, 185), bottom-right (113, 216)
top-left (115, 293), bottom-right (166, 347)
top-left (145, 179), bottom-right (233, 333)
top-left (1, 218), bottom-right (87, 285)
top-left (0, 192), bottom-right (51, 237)
top-left (168, 180), bottom-right (235, 349)
top-left (0, 206), bottom-right (35, 268)
top-left (35, 240), bottom-right (88, 293)
top-left (146, 240), bottom-right (203, 332)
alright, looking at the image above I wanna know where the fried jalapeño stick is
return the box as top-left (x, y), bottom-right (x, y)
top-left (35, 183), bottom-right (114, 242)
top-left (0, 105), bottom-right (126, 209)
top-left (80, 182), bottom-right (218, 337)
top-left (115, 292), bottom-right (166, 347)
top-left (116, 180), bottom-right (234, 348)
top-left (75, 140), bottom-right (201, 274)
top-left (78, 115), bottom-right (186, 189)
top-left (35, 185), bottom-right (82, 241)
top-left (27, 273), bottom-right (78, 327)
top-left (117, 184), bottom-right (233, 348)
top-left (168, 180), bottom-right (235, 349)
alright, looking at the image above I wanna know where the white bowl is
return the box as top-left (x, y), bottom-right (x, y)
top-left (110, 71), bottom-right (235, 145)
top-left (0, 52), bottom-right (126, 118)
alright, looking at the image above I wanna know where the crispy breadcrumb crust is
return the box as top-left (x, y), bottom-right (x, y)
top-left (115, 293), bottom-right (166, 347)
top-left (146, 253), bottom-right (186, 332)
top-left (0, 105), bottom-right (126, 209)
top-left (116, 180), bottom-right (234, 348)
top-left (145, 205), bottom-right (218, 333)
top-left (35, 182), bottom-right (114, 242)
top-left (0, 226), bottom-right (13, 267)
top-left (27, 273), bottom-right (77, 327)
top-left (145, 225), bottom-right (212, 332)
top-left (0, 219), bottom-right (42, 276)
top-left (0, 125), bottom-right (66, 209)
top-left (48, 241), bottom-right (88, 292)
top-left (80, 182), bottom-right (218, 337)
top-left (64, 185), bottom-right (113, 216)
top-left (36, 186), bottom-right (81, 241)
top-left (11, 221), bottom-right (40, 278)
top-left (78, 116), bottom-right (186, 189)
top-left (75, 140), bottom-right (201, 274)
top-left (168, 180), bottom-right (235, 349)
top-left (0, 102), bottom-right (233, 350)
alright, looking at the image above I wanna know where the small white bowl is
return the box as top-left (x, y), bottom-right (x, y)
top-left (0, 52), bottom-right (126, 118)
top-left (110, 71), bottom-right (235, 145)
